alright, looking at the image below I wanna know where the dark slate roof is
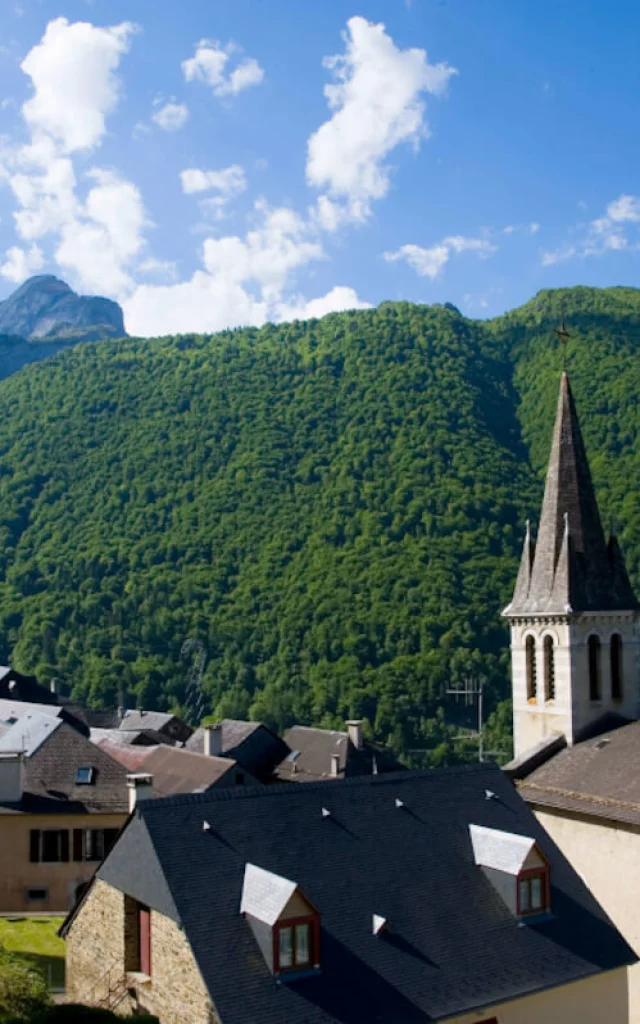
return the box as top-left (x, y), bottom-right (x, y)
top-left (276, 726), bottom-right (403, 782)
top-left (62, 705), bottom-right (123, 730)
top-left (505, 372), bottom-right (638, 615)
top-left (0, 697), bottom-right (89, 737)
top-left (186, 720), bottom-right (289, 778)
top-left (140, 746), bottom-right (251, 796)
top-left (119, 709), bottom-right (192, 743)
top-left (0, 668), bottom-right (60, 705)
top-left (0, 722), bottom-right (129, 814)
top-left (89, 764), bottom-right (635, 1024)
top-left (518, 718), bottom-right (640, 827)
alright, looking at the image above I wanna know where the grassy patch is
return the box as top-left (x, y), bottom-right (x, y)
top-left (0, 917), bottom-right (65, 989)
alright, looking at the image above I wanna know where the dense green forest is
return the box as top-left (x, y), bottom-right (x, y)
top-left (0, 285), bottom-right (638, 764)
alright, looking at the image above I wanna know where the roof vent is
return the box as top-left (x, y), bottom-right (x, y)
top-left (394, 798), bottom-right (404, 809)
top-left (321, 807), bottom-right (331, 819)
top-left (595, 738), bottom-right (611, 750)
top-left (202, 820), bottom-right (211, 831)
top-left (372, 914), bottom-right (387, 936)
top-left (485, 789), bottom-right (496, 800)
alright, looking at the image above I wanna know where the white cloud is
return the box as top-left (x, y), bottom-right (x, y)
top-left (123, 201), bottom-right (325, 335)
top-left (182, 39), bottom-right (264, 98)
top-left (0, 242), bottom-right (44, 282)
top-left (20, 17), bottom-right (137, 152)
top-left (384, 235), bottom-right (496, 279)
top-left (180, 165), bottom-right (246, 197)
top-left (503, 225), bottom-right (515, 234)
top-left (542, 193), bottom-right (640, 266)
top-left (306, 16), bottom-right (456, 222)
top-left (55, 169), bottom-right (148, 295)
top-left (277, 285), bottom-right (370, 322)
top-left (530, 222), bottom-right (540, 234)
top-left (152, 101), bottom-right (189, 132)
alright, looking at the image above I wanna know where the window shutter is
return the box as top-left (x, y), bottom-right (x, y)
top-left (29, 830), bottom-right (40, 863)
top-left (60, 830), bottom-right (70, 863)
top-left (73, 829), bottom-right (83, 862)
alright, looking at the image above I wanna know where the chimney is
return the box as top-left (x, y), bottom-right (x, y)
top-left (117, 706), bottom-right (125, 723)
top-left (0, 752), bottom-right (24, 803)
top-left (330, 753), bottom-right (340, 777)
top-left (346, 719), bottom-right (363, 750)
top-left (49, 678), bottom-right (58, 695)
top-left (204, 724), bottom-right (223, 757)
top-left (127, 773), bottom-right (154, 812)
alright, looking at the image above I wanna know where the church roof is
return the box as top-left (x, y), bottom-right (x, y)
top-left (505, 372), bottom-right (638, 615)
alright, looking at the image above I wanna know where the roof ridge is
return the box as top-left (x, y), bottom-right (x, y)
top-left (137, 763), bottom-right (500, 814)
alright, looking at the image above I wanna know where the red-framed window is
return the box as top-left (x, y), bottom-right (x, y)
top-left (517, 867), bottom-right (549, 916)
top-left (273, 915), bottom-right (320, 973)
top-left (138, 904), bottom-right (152, 976)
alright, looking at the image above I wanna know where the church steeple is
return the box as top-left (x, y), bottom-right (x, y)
top-left (505, 372), bottom-right (638, 616)
top-left (505, 370), bottom-right (640, 758)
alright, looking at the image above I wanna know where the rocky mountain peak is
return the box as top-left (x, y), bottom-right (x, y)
top-left (0, 275), bottom-right (126, 343)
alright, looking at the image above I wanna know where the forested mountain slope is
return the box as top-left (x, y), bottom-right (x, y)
top-left (0, 286), bottom-right (638, 762)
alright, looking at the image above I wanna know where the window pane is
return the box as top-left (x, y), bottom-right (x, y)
top-left (295, 923), bottom-right (310, 966)
top-left (42, 830), bottom-right (61, 862)
top-left (530, 876), bottom-right (543, 910)
top-left (519, 879), bottom-right (530, 913)
top-left (279, 927), bottom-right (293, 968)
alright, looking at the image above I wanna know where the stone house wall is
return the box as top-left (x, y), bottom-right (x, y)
top-left (65, 877), bottom-right (217, 1023)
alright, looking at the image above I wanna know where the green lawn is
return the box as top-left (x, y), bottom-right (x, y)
top-left (0, 916), bottom-right (65, 989)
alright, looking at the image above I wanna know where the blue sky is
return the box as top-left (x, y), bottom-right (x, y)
top-left (0, 0), bottom-right (639, 334)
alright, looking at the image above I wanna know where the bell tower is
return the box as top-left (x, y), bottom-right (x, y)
top-left (503, 372), bottom-right (640, 758)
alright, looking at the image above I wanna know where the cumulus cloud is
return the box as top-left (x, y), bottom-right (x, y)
top-left (20, 17), bottom-right (137, 152)
top-left (121, 201), bottom-right (371, 335)
top-left (182, 40), bottom-right (264, 98)
top-left (307, 16), bottom-right (456, 223)
top-left (180, 165), bottom-right (246, 197)
top-left (0, 242), bottom-right (44, 282)
top-left (541, 193), bottom-right (640, 265)
top-left (152, 101), bottom-right (189, 131)
top-left (277, 285), bottom-right (370, 322)
top-left (384, 235), bottom-right (496, 279)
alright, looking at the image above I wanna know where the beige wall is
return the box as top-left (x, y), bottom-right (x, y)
top-left (534, 805), bottom-right (640, 1023)
top-left (447, 966), bottom-right (629, 1024)
top-left (0, 812), bottom-right (126, 913)
top-left (66, 878), bottom-right (216, 1024)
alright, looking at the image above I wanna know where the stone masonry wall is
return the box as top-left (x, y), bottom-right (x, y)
top-left (65, 877), bottom-right (217, 1023)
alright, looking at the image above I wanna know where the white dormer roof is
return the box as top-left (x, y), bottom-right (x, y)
top-left (469, 824), bottom-right (537, 875)
top-left (240, 863), bottom-right (298, 926)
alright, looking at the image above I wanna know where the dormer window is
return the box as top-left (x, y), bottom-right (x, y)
top-left (469, 824), bottom-right (550, 920)
top-left (240, 863), bottom-right (320, 977)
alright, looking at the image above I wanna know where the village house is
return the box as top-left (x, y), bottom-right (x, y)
top-left (61, 763), bottom-right (635, 1023)
top-left (0, 710), bottom-right (129, 913)
top-left (275, 718), bottom-right (403, 781)
top-left (503, 370), bottom-right (640, 1020)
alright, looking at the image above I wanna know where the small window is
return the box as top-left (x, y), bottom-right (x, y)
top-left (543, 636), bottom-right (555, 702)
top-left (31, 829), bottom-right (69, 864)
top-left (75, 767), bottom-right (95, 785)
top-left (611, 634), bottom-right (623, 701)
top-left (518, 870), bottom-right (548, 916)
top-left (26, 888), bottom-right (48, 903)
top-left (588, 635), bottom-right (601, 701)
top-left (274, 918), bottom-right (317, 973)
top-left (525, 635), bottom-right (537, 702)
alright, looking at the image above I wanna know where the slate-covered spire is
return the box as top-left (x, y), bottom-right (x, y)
top-left (505, 372), bottom-right (639, 615)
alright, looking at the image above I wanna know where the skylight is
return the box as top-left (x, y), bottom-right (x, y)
top-left (75, 767), bottom-right (95, 785)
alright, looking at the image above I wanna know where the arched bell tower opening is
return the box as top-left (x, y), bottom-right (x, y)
top-left (503, 371), bottom-right (640, 758)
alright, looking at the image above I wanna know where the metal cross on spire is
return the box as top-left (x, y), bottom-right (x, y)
top-left (554, 320), bottom-right (572, 369)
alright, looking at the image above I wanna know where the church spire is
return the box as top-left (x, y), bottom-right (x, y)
top-left (505, 372), bottom-right (638, 615)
